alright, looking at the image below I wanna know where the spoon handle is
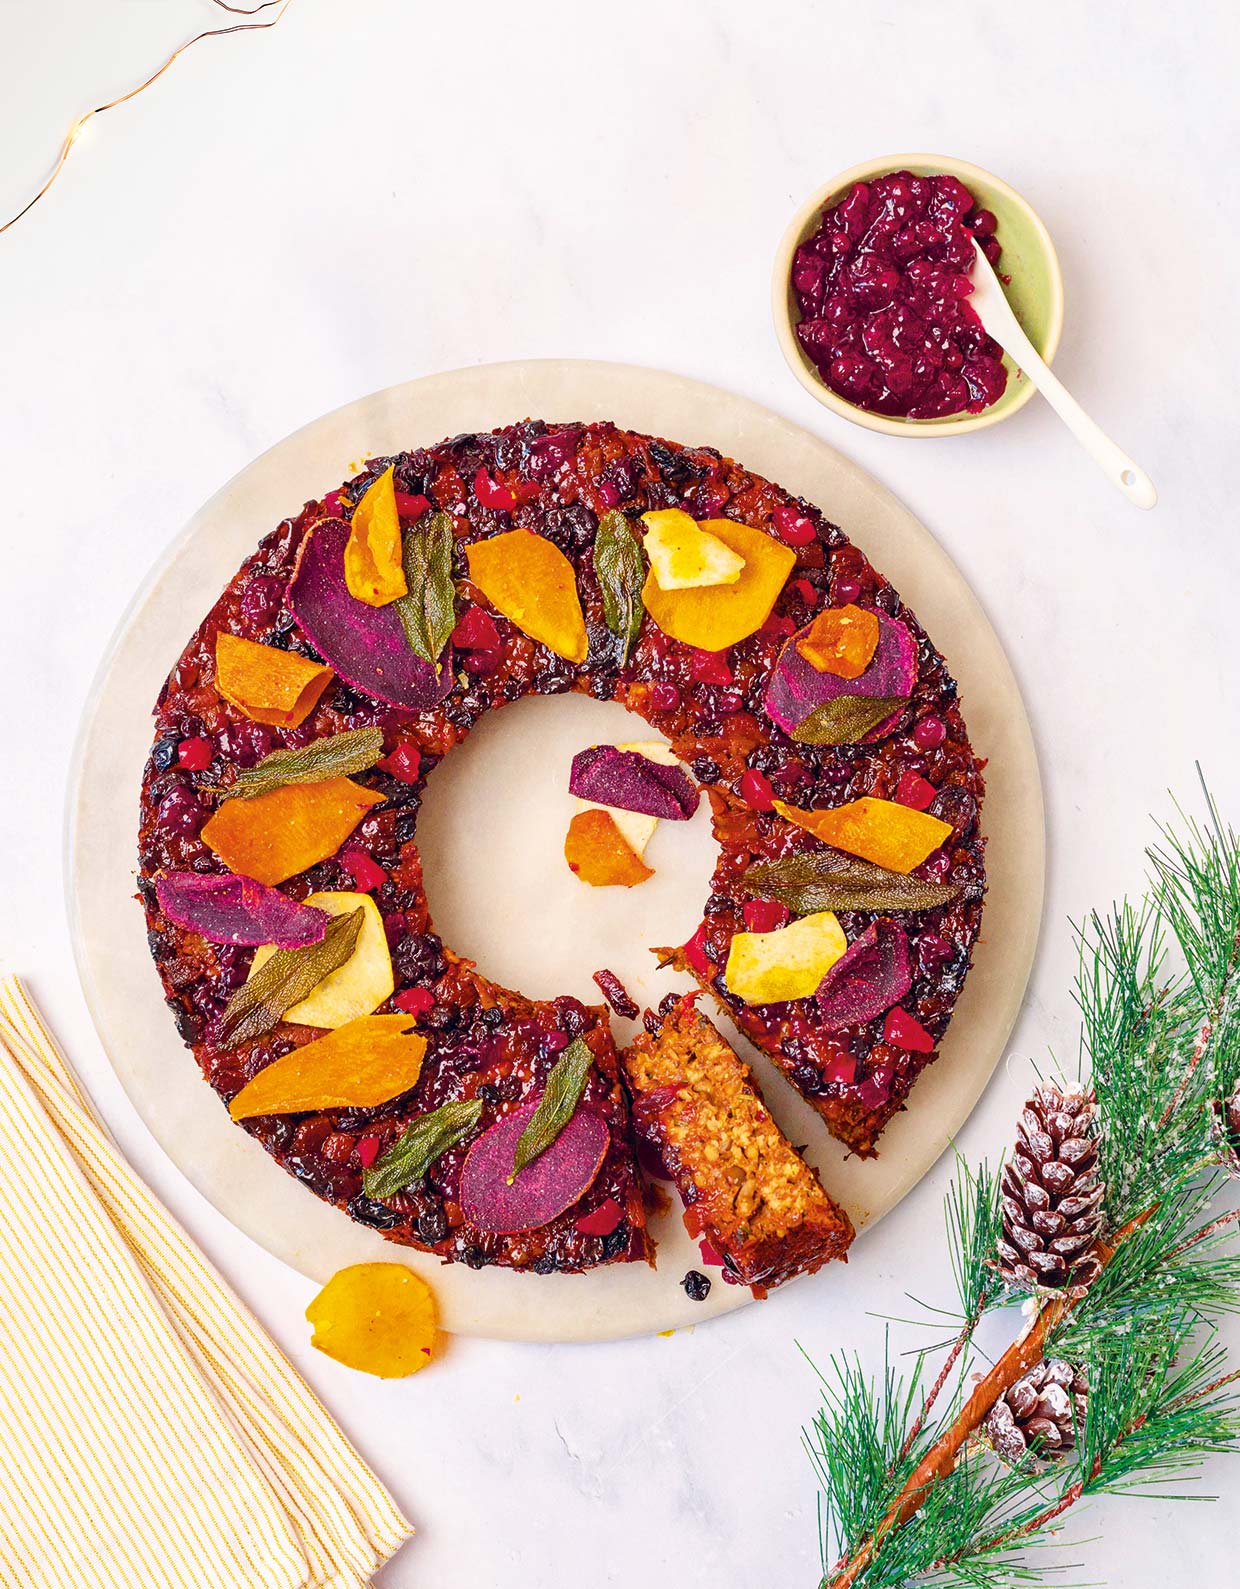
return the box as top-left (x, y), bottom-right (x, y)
top-left (971, 245), bottom-right (1158, 510)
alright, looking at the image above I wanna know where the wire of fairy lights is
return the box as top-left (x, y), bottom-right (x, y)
top-left (0, 0), bottom-right (296, 237)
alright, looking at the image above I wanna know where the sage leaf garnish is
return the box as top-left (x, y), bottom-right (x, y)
top-left (394, 511), bottom-right (457, 675)
top-left (510, 1036), bottom-right (594, 1181)
top-left (593, 510), bottom-right (644, 662)
top-left (216, 907), bottom-right (364, 1048)
top-left (223, 726), bottom-right (384, 800)
top-left (793, 694), bottom-right (906, 746)
top-left (362, 1098), bottom-right (484, 1200)
top-left (742, 849), bottom-right (963, 916)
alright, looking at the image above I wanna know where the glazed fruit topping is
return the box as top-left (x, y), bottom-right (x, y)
top-left (228, 1013), bottom-right (426, 1118)
top-left (564, 808), bottom-right (654, 888)
top-left (724, 909), bottom-right (847, 1005)
top-left (569, 743), bottom-right (699, 821)
top-left (792, 170), bottom-right (1009, 418)
top-left (155, 872), bottom-right (329, 949)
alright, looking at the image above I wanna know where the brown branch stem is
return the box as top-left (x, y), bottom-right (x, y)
top-left (827, 1215), bottom-right (1149, 1589)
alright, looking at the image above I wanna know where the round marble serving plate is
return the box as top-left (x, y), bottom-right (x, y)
top-left (67, 360), bottom-right (1043, 1343)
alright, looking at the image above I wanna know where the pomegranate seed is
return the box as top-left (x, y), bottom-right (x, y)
top-left (883, 1007), bottom-right (935, 1053)
top-left (739, 768), bottom-right (775, 811)
top-left (690, 649), bottom-right (733, 686)
top-left (378, 743), bottom-right (421, 783)
top-left (176, 736), bottom-right (212, 771)
top-left (393, 491), bottom-right (430, 520)
top-left (772, 503), bottom-right (818, 546)
top-left (913, 715), bottom-right (947, 751)
top-left (682, 924), bottom-right (712, 976)
top-left (393, 987), bottom-right (435, 1016)
top-left (743, 899), bottom-right (790, 933)
top-left (650, 681), bottom-right (682, 713)
top-left (452, 607), bottom-right (501, 650)
top-left (473, 466), bottom-right (516, 512)
top-left (575, 1197), bottom-right (625, 1237)
top-left (356, 1135), bottom-right (382, 1168)
top-left (895, 771), bottom-right (938, 811)
top-left (342, 849), bottom-right (387, 892)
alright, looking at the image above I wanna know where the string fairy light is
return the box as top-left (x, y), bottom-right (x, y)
top-left (0, 0), bottom-right (296, 237)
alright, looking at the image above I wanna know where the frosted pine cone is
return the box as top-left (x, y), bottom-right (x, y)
top-left (984, 1359), bottom-right (1088, 1467)
top-left (1210, 1082), bottom-right (1240, 1176)
top-left (998, 1086), bottom-right (1104, 1296)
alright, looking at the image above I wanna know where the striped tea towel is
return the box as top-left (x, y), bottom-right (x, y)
top-left (0, 976), bottom-right (413, 1589)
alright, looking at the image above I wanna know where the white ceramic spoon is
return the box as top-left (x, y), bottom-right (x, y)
top-left (969, 238), bottom-right (1157, 509)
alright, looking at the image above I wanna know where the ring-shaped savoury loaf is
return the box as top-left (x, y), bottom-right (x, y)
top-left (138, 421), bottom-right (985, 1275)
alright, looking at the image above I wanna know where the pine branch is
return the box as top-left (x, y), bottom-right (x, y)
top-left (809, 786), bottom-right (1240, 1589)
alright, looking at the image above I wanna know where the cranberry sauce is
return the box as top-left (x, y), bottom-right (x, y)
top-left (792, 171), bottom-right (1007, 420)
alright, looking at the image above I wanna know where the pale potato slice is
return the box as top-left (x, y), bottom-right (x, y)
top-left (249, 890), bottom-right (394, 1028)
top-left (641, 508), bottom-right (746, 590)
top-left (724, 910), bottom-right (847, 1006)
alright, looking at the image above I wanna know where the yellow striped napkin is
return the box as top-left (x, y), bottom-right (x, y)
top-left (0, 977), bottom-right (413, 1589)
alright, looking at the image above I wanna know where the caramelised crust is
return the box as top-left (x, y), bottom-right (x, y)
top-left (138, 418), bottom-right (985, 1272)
top-left (624, 998), bottom-right (854, 1291)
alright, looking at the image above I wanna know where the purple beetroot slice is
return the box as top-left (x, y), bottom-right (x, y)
top-left (764, 611), bottom-right (916, 741)
top-left (459, 1097), bottom-right (611, 1235)
top-left (568, 745), bottom-right (699, 821)
top-left (816, 919), bottom-right (913, 1030)
top-left (155, 872), bottom-right (330, 949)
top-left (288, 517), bottom-right (454, 710)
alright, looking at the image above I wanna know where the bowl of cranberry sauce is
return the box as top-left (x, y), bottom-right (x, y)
top-left (773, 155), bottom-right (1063, 437)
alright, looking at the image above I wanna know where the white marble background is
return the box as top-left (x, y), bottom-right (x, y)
top-left (2, 2), bottom-right (1239, 1584)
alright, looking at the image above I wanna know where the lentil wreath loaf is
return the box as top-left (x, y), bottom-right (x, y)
top-left (138, 419), bottom-right (985, 1276)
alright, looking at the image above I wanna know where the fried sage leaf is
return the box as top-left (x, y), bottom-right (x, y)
top-left (224, 727), bottom-right (384, 801)
top-left (394, 511), bottom-right (457, 674)
top-left (593, 509), bottom-right (644, 662)
top-left (362, 1098), bottom-right (485, 1200)
top-left (792, 694), bottom-right (906, 746)
top-left (511, 1036), bottom-right (594, 1180)
top-left (216, 907), bottom-right (365, 1047)
top-left (742, 849), bottom-right (962, 915)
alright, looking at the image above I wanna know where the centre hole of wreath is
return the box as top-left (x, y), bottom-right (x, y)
top-left (415, 693), bottom-right (716, 1024)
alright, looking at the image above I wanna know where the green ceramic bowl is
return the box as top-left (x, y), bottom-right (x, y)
top-left (772, 153), bottom-right (1064, 437)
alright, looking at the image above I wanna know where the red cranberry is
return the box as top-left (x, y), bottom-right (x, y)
top-left (379, 742), bottom-right (421, 783)
top-left (393, 987), bottom-right (435, 1016)
top-left (913, 715), bottom-right (947, 751)
top-left (575, 1198), bottom-right (625, 1237)
top-left (739, 768), bottom-right (775, 811)
top-left (342, 849), bottom-right (387, 892)
top-left (690, 650), bottom-right (733, 686)
top-left (742, 899), bottom-right (790, 933)
top-left (452, 606), bottom-right (501, 650)
top-left (771, 504), bottom-right (818, 547)
top-left (356, 1135), bottom-right (382, 1168)
top-left (394, 491), bottom-right (431, 520)
top-left (717, 690), bottom-right (744, 715)
top-left (462, 648), bottom-right (502, 677)
top-left (968, 208), bottom-right (997, 238)
top-left (682, 924), bottom-right (712, 976)
top-left (473, 467), bottom-right (516, 512)
top-left (833, 575), bottom-right (863, 605)
top-left (650, 682), bottom-right (682, 713)
top-left (792, 578), bottom-right (818, 607)
top-left (597, 479), bottom-right (621, 507)
top-left (895, 771), bottom-right (938, 811)
top-left (541, 1030), bottom-right (570, 1056)
top-left (883, 1007), bottom-right (935, 1053)
top-left (176, 736), bottom-right (212, 772)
